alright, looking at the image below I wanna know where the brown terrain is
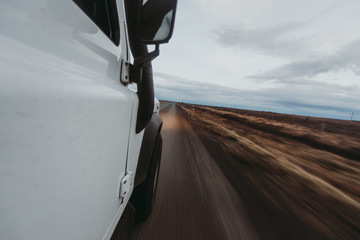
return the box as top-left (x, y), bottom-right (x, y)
top-left (179, 102), bottom-right (360, 240)
top-left (132, 101), bottom-right (360, 240)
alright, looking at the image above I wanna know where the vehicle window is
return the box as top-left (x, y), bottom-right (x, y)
top-left (73, 0), bottom-right (120, 45)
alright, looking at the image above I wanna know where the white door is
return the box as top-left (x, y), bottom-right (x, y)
top-left (0, 0), bottom-right (134, 239)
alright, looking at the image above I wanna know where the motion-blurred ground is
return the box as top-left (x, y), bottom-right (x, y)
top-left (132, 102), bottom-right (360, 240)
top-left (180, 102), bottom-right (360, 240)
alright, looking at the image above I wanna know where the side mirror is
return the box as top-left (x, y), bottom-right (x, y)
top-left (137, 0), bottom-right (177, 44)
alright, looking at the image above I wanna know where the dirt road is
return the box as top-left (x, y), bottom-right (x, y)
top-left (131, 103), bottom-right (259, 240)
top-left (177, 103), bottom-right (360, 240)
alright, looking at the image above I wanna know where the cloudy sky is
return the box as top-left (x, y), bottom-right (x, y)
top-left (151, 0), bottom-right (360, 120)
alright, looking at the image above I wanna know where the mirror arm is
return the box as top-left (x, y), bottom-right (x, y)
top-left (129, 44), bottom-right (159, 84)
top-left (133, 44), bottom-right (160, 68)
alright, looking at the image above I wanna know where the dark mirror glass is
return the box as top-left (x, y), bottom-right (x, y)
top-left (137, 0), bottom-right (177, 44)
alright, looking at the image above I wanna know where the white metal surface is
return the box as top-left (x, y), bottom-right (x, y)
top-left (0, 1), bottom-right (143, 239)
top-left (120, 60), bottom-right (131, 83)
top-left (119, 171), bottom-right (134, 199)
top-left (154, 98), bottom-right (160, 113)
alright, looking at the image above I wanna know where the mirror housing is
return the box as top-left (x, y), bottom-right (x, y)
top-left (136, 0), bottom-right (177, 44)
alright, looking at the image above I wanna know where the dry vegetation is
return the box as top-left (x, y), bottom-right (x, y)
top-left (178, 103), bottom-right (360, 240)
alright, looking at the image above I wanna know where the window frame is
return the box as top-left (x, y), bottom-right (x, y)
top-left (73, 0), bottom-right (121, 46)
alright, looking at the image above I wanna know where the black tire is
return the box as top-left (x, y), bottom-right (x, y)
top-left (130, 132), bottom-right (162, 221)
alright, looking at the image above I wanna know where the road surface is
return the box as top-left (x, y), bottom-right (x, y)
top-left (131, 103), bottom-right (259, 240)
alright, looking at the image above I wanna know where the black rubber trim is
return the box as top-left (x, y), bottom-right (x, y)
top-left (130, 131), bottom-right (162, 221)
top-left (134, 113), bottom-right (162, 187)
top-left (135, 62), bottom-right (154, 133)
top-left (125, 0), bottom-right (155, 133)
top-left (110, 203), bottom-right (135, 240)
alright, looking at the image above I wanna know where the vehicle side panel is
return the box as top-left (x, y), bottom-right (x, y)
top-left (0, 1), bottom-right (139, 239)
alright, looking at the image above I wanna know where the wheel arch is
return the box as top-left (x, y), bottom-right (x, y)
top-left (134, 113), bottom-right (163, 187)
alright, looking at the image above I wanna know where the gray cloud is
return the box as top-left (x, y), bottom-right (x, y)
top-left (249, 39), bottom-right (360, 81)
top-left (153, 72), bottom-right (360, 120)
top-left (211, 22), bottom-right (314, 59)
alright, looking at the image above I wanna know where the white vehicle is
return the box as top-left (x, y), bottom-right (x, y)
top-left (0, 0), bottom-right (177, 239)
